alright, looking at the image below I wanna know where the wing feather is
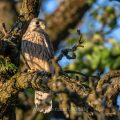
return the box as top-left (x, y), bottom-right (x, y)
top-left (22, 31), bottom-right (54, 61)
top-left (38, 30), bottom-right (54, 59)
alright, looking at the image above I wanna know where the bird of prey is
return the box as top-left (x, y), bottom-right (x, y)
top-left (21, 18), bottom-right (54, 113)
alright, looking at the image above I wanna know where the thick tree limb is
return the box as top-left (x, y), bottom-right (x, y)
top-left (20, 0), bottom-right (41, 20)
top-left (96, 70), bottom-right (120, 92)
top-left (0, 72), bottom-right (45, 104)
top-left (1, 70), bottom-right (120, 118)
top-left (87, 70), bottom-right (120, 116)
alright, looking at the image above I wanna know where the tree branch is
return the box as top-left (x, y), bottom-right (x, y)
top-left (1, 69), bottom-right (120, 118)
top-left (87, 70), bottom-right (120, 117)
top-left (20, 0), bottom-right (42, 20)
top-left (46, 0), bottom-right (92, 50)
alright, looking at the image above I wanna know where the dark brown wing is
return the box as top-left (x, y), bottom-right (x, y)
top-left (39, 30), bottom-right (54, 59)
top-left (22, 31), bottom-right (54, 61)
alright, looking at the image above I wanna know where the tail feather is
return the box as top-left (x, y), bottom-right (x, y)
top-left (35, 90), bottom-right (52, 113)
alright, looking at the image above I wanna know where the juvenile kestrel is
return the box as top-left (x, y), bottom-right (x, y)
top-left (21, 18), bottom-right (54, 113)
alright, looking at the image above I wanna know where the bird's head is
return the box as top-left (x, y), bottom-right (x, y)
top-left (28, 18), bottom-right (47, 31)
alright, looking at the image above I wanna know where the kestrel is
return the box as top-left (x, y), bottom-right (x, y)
top-left (21, 18), bottom-right (54, 113)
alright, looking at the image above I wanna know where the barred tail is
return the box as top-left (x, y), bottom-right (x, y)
top-left (35, 90), bottom-right (52, 113)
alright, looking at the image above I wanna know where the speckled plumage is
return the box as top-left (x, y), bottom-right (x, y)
top-left (21, 18), bottom-right (54, 113)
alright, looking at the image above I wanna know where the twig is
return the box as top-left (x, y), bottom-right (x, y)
top-left (55, 31), bottom-right (84, 63)
top-left (64, 70), bottom-right (98, 78)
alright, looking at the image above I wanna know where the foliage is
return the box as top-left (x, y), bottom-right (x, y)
top-left (67, 36), bottom-right (120, 75)
top-left (66, 1), bottom-right (120, 76)
top-left (0, 56), bottom-right (17, 75)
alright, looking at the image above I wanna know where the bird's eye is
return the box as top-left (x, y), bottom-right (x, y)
top-left (36, 21), bottom-right (39, 25)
